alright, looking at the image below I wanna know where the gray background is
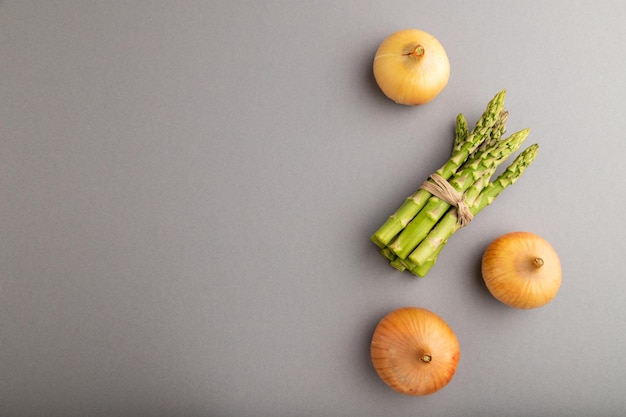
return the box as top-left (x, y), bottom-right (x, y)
top-left (1, 1), bottom-right (624, 416)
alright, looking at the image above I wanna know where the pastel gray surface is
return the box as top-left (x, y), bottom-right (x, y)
top-left (1, 1), bottom-right (625, 416)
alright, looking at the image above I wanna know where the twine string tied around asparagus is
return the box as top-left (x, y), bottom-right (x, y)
top-left (420, 173), bottom-right (473, 227)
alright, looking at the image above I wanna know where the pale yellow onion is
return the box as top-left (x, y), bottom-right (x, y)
top-left (370, 307), bottom-right (460, 396)
top-left (481, 232), bottom-right (562, 309)
top-left (373, 29), bottom-right (450, 105)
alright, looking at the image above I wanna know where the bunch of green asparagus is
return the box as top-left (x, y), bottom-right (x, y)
top-left (371, 90), bottom-right (539, 277)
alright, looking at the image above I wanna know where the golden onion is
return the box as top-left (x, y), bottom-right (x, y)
top-left (370, 307), bottom-right (460, 396)
top-left (481, 232), bottom-right (562, 309)
top-left (373, 29), bottom-right (450, 105)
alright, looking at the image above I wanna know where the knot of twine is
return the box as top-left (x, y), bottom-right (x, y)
top-left (420, 173), bottom-right (473, 227)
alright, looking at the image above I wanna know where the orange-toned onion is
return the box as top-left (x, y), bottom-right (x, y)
top-left (370, 307), bottom-right (460, 396)
top-left (373, 29), bottom-right (450, 105)
top-left (481, 231), bottom-right (562, 309)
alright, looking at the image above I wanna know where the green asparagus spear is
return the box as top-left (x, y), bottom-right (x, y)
top-left (388, 126), bottom-right (529, 259)
top-left (389, 257), bottom-right (407, 271)
top-left (406, 173), bottom-right (493, 276)
top-left (452, 113), bottom-right (469, 153)
top-left (380, 246), bottom-right (396, 261)
top-left (407, 144), bottom-right (540, 275)
top-left (370, 89), bottom-right (507, 247)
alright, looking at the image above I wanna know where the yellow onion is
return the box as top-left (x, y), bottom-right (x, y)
top-left (481, 232), bottom-right (562, 309)
top-left (373, 29), bottom-right (450, 105)
top-left (370, 307), bottom-right (460, 396)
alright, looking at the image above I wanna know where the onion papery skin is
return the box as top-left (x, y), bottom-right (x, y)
top-left (373, 29), bottom-right (450, 105)
top-left (370, 307), bottom-right (460, 396)
top-left (482, 232), bottom-right (562, 309)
